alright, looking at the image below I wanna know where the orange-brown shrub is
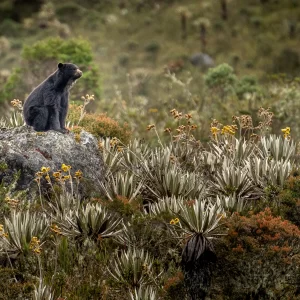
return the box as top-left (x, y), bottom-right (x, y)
top-left (226, 208), bottom-right (300, 254)
top-left (68, 104), bottom-right (131, 144)
top-left (163, 271), bottom-right (185, 300)
top-left (211, 208), bottom-right (300, 299)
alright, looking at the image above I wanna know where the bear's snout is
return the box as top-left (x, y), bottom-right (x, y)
top-left (75, 69), bottom-right (83, 78)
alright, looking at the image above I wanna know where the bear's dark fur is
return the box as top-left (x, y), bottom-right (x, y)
top-left (23, 63), bottom-right (82, 133)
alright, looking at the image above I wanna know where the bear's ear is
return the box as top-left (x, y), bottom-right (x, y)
top-left (58, 63), bottom-right (64, 69)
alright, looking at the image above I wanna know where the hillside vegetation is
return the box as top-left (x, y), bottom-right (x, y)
top-left (1, 0), bottom-right (300, 139)
top-left (0, 1), bottom-right (300, 299)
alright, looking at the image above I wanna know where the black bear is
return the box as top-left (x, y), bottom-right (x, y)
top-left (23, 63), bottom-right (82, 133)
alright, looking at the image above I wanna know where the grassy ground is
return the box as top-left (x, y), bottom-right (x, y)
top-left (1, 0), bottom-right (300, 98)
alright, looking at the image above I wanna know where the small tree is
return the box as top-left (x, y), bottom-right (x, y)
top-left (193, 18), bottom-right (210, 52)
top-left (220, 0), bottom-right (228, 21)
top-left (204, 63), bottom-right (237, 100)
top-left (176, 6), bottom-right (192, 41)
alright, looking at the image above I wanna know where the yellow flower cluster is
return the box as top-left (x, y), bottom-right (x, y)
top-left (211, 126), bottom-right (220, 137)
top-left (35, 166), bottom-right (50, 184)
top-left (176, 125), bottom-right (186, 133)
top-left (50, 224), bottom-right (62, 235)
top-left (5, 196), bottom-right (19, 208)
top-left (142, 263), bottom-right (151, 274)
top-left (173, 124), bottom-right (197, 137)
top-left (64, 175), bottom-right (71, 180)
top-left (29, 236), bottom-right (42, 254)
top-left (98, 141), bottom-right (104, 151)
top-left (35, 165), bottom-right (83, 184)
top-left (74, 170), bottom-right (83, 180)
top-left (53, 171), bottom-right (61, 179)
top-left (221, 125), bottom-right (237, 135)
top-left (0, 224), bottom-right (8, 238)
top-left (281, 127), bottom-right (291, 139)
top-left (35, 166), bottom-right (52, 184)
top-left (149, 108), bottom-right (158, 113)
top-left (170, 218), bottom-right (180, 225)
top-left (61, 164), bottom-right (71, 172)
top-left (147, 124), bottom-right (155, 131)
top-left (81, 94), bottom-right (95, 103)
top-left (110, 137), bottom-right (119, 147)
top-left (53, 171), bottom-right (72, 182)
top-left (170, 109), bottom-right (183, 119)
top-left (41, 166), bottom-right (50, 174)
top-left (11, 99), bottom-right (23, 110)
top-left (170, 154), bottom-right (176, 163)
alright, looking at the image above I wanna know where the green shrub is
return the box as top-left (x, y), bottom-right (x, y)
top-left (0, 37), bottom-right (101, 104)
top-left (204, 63), bottom-right (237, 99)
top-left (126, 40), bottom-right (139, 51)
top-left (0, 19), bottom-right (22, 37)
top-left (235, 75), bottom-right (260, 99)
top-left (145, 41), bottom-right (160, 53)
top-left (276, 175), bottom-right (300, 226)
top-left (22, 37), bottom-right (92, 65)
top-left (0, 68), bottom-right (22, 103)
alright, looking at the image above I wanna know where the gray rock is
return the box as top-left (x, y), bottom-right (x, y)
top-left (190, 53), bottom-right (215, 69)
top-left (0, 126), bottom-right (105, 199)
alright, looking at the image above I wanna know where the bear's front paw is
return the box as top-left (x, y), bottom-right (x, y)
top-left (60, 128), bottom-right (70, 134)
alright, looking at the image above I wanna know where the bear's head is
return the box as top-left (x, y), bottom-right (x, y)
top-left (57, 63), bottom-right (83, 80)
